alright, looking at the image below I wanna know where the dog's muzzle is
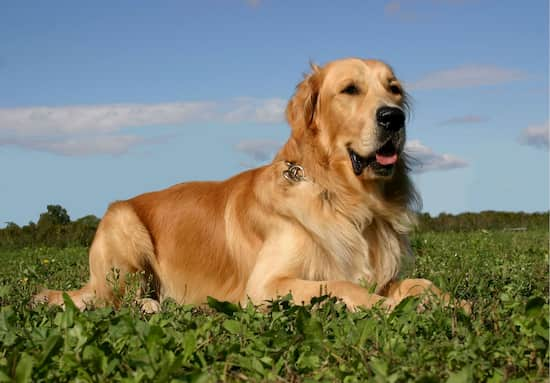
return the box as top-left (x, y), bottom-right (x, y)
top-left (348, 107), bottom-right (405, 177)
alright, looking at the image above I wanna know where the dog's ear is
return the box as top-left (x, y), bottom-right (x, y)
top-left (285, 63), bottom-right (321, 135)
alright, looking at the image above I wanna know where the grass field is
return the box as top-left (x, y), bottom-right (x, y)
top-left (0, 230), bottom-right (548, 382)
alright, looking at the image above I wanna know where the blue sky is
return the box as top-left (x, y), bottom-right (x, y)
top-left (1, 0), bottom-right (548, 226)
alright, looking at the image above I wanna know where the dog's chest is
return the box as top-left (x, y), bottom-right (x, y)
top-left (268, 168), bottom-right (404, 288)
top-left (298, 215), bottom-right (404, 289)
top-left (294, 203), bottom-right (375, 283)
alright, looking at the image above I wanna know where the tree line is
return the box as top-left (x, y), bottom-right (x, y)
top-left (417, 211), bottom-right (548, 232)
top-left (0, 205), bottom-right (548, 249)
top-left (1, 205), bottom-right (99, 249)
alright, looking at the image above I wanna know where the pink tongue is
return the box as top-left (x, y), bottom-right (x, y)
top-left (376, 153), bottom-right (398, 165)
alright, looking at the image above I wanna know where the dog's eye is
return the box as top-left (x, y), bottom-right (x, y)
top-left (389, 84), bottom-right (402, 95)
top-left (341, 84), bottom-right (360, 95)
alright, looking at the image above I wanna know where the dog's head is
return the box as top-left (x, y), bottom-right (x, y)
top-left (286, 58), bottom-right (409, 181)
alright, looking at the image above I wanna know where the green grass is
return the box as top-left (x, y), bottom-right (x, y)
top-left (0, 230), bottom-right (548, 382)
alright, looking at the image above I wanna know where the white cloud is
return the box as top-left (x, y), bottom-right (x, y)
top-left (0, 102), bottom-right (214, 138)
top-left (438, 115), bottom-right (489, 126)
top-left (234, 139), bottom-right (282, 162)
top-left (519, 121), bottom-right (549, 150)
top-left (0, 135), bottom-right (151, 156)
top-left (385, 0), bottom-right (475, 22)
top-left (384, 0), bottom-right (419, 21)
top-left (221, 98), bottom-right (286, 124)
top-left (0, 99), bottom-right (287, 138)
top-left (405, 140), bottom-right (468, 172)
top-left (384, 0), bottom-right (402, 14)
top-left (408, 65), bottom-right (527, 90)
top-left (0, 98), bottom-right (287, 156)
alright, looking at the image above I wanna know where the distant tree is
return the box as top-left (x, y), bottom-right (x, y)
top-left (417, 210), bottom-right (549, 232)
top-left (0, 222), bottom-right (20, 247)
top-left (75, 215), bottom-right (100, 227)
top-left (71, 215), bottom-right (101, 246)
top-left (38, 205), bottom-right (71, 226)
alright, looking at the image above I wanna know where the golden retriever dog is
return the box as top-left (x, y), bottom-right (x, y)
top-left (34, 58), bottom-right (455, 313)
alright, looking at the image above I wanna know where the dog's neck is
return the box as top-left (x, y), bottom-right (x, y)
top-left (274, 130), bottom-right (381, 204)
top-left (274, 130), bottom-right (418, 233)
top-left (275, 132), bottom-right (329, 183)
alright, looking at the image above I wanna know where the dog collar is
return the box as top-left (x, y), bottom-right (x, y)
top-left (282, 161), bottom-right (305, 182)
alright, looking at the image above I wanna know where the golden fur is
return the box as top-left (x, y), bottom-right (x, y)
top-left (34, 58), bottom-right (452, 312)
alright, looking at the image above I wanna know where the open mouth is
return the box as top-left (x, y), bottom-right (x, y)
top-left (348, 140), bottom-right (399, 176)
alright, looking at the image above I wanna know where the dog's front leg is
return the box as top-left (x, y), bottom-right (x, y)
top-left (264, 277), bottom-right (395, 311)
top-left (383, 278), bottom-right (446, 303)
top-left (382, 278), bottom-right (471, 314)
top-left (244, 232), bottom-right (395, 311)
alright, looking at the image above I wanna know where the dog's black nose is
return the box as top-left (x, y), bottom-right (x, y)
top-left (376, 106), bottom-right (405, 131)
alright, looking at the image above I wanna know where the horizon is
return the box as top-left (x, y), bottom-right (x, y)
top-left (1, 1), bottom-right (548, 226)
top-left (5, 200), bottom-right (550, 228)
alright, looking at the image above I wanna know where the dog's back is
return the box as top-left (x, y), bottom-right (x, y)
top-left (34, 166), bottom-right (268, 309)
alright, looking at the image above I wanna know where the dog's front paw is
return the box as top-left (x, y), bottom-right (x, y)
top-left (340, 294), bottom-right (396, 312)
top-left (138, 298), bottom-right (161, 314)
